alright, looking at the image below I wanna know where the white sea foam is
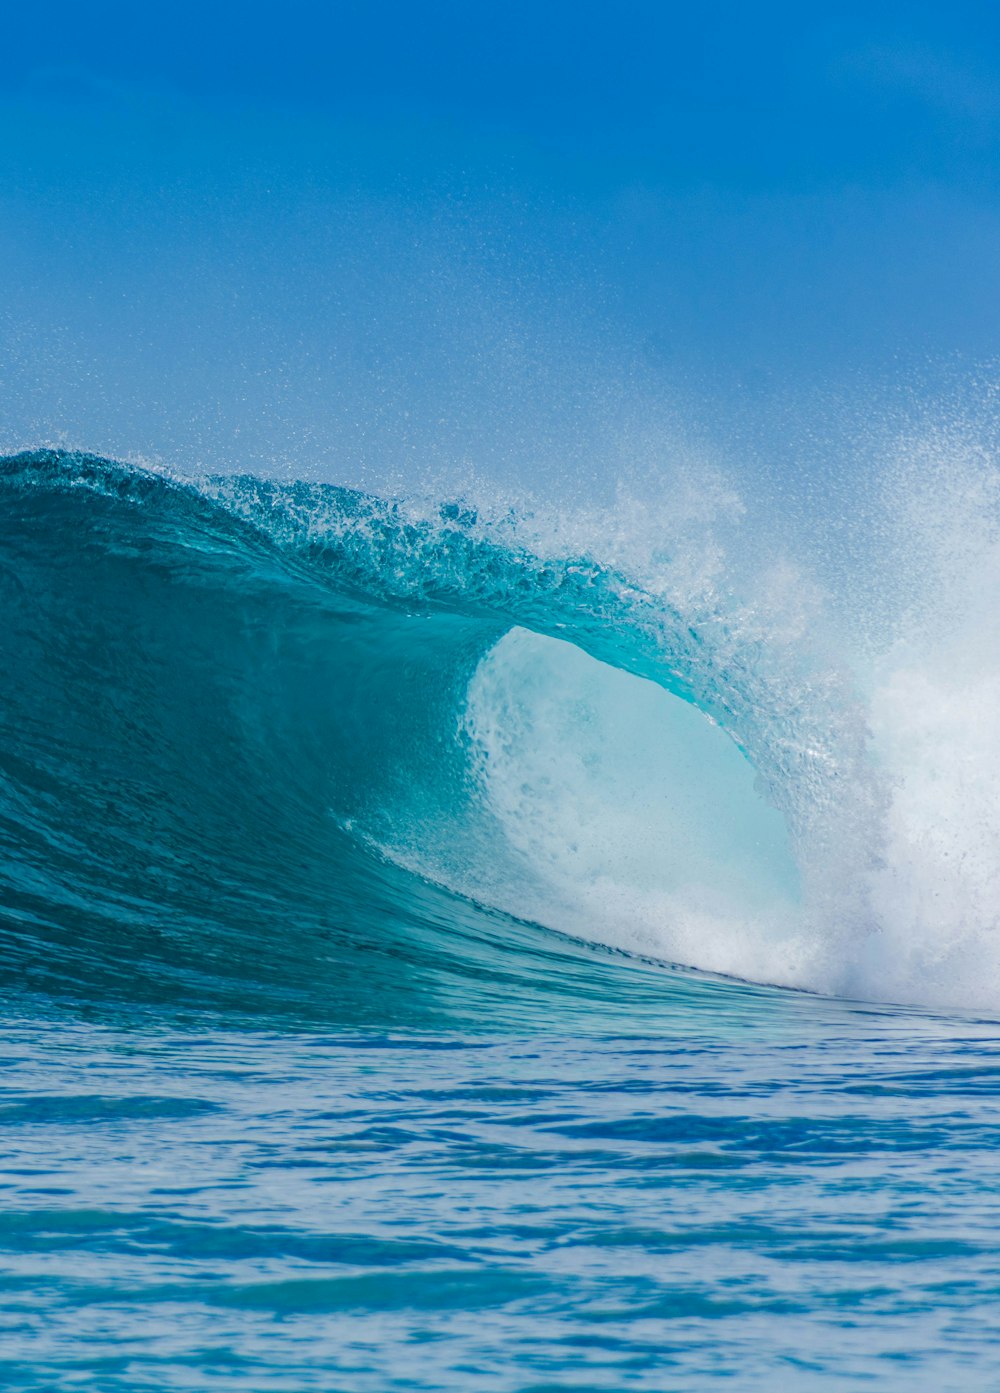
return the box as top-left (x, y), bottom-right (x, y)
top-left (857, 420), bottom-right (1000, 1009)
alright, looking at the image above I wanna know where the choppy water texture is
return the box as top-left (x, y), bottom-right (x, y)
top-left (2, 449), bottom-right (1000, 1390)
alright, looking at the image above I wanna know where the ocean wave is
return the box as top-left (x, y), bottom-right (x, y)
top-left (1, 447), bottom-right (997, 1017)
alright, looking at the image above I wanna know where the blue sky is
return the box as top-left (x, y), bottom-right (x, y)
top-left (2, 2), bottom-right (999, 486)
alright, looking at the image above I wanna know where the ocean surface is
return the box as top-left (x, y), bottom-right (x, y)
top-left (3, 448), bottom-right (1000, 1390)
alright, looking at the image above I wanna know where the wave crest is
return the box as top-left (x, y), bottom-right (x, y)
top-left (0, 448), bottom-right (937, 1014)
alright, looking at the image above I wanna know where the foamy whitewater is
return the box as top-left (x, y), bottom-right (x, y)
top-left (4, 444), bottom-right (1000, 1390)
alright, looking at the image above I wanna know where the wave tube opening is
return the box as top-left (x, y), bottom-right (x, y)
top-left (385, 626), bottom-right (807, 989)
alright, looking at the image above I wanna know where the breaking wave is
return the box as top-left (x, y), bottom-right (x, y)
top-left (1, 446), bottom-right (999, 1018)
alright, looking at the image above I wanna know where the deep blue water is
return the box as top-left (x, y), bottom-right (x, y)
top-left (3, 449), bottom-right (1000, 1389)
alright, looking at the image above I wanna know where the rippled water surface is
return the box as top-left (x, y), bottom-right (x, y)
top-left (4, 992), bottom-right (1000, 1391)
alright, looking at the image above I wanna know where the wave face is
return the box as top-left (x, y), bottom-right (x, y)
top-left (0, 449), bottom-right (840, 1017)
top-left (3, 446), bottom-right (1000, 1017)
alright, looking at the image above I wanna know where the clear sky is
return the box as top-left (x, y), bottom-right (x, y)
top-left (2, 1), bottom-right (999, 487)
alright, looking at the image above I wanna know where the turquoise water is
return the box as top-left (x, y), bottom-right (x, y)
top-left (3, 450), bottom-right (1000, 1389)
